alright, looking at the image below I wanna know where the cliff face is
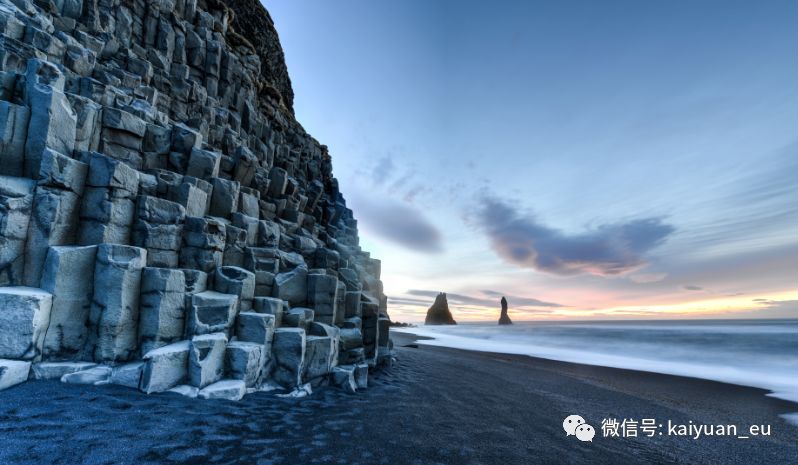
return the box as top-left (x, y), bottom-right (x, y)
top-left (0, 0), bottom-right (390, 398)
top-left (219, 0), bottom-right (294, 113)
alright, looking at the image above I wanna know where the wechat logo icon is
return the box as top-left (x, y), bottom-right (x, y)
top-left (563, 415), bottom-right (596, 442)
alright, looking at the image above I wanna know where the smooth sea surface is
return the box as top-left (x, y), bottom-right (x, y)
top-left (396, 319), bottom-right (798, 407)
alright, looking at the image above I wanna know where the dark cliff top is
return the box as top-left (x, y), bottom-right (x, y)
top-left (220, 0), bottom-right (295, 114)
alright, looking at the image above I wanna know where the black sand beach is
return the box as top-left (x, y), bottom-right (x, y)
top-left (1, 332), bottom-right (796, 465)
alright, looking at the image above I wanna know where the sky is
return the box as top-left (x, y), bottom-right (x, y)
top-left (264, 0), bottom-right (798, 322)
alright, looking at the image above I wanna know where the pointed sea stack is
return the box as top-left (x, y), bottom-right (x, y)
top-left (498, 297), bottom-right (513, 325)
top-left (425, 293), bottom-right (457, 325)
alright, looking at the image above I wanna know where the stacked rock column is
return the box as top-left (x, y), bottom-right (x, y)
top-left (0, 0), bottom-right (393, 397)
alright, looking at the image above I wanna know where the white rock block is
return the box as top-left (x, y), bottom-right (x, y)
top-left (138, 267), bottom-right (186, 355)
top-left (140, 340), bottom-right (190, 394)
top-left (0, 359), bottom-right (31, 390)
top-left (303, 335), bottom-right (336, 384)
top-left (40, 245), bottom-right (97, 359)
top-left (188, 332), bottom-right (227, 388)
top-left (198, 379), bottom-right (246, 401)
top-left (86, 244), bottom-right (146, 363)
top-left (167, 384), bottom-right (199, 398)
top-left (32, 361), bottom-right (96, 380)
top-left (61, 365), bottom-right (112, 385)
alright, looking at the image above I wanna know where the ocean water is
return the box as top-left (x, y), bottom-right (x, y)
top-left (395, 320), bottom-right (798, 407)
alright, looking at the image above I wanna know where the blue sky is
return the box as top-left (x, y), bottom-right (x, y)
top-left (265, 0), bottom-right (798, 321)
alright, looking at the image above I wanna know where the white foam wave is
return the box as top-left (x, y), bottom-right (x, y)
top-left (395, 322), bottom-right (798, 416)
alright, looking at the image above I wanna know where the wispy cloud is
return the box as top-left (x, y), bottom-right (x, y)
top-left (371, 156), bottom-right (395, 183)
top-left (473, 195), bottom-right (675, 276)
top-left (348, 192), bottom-right (444, 253)
top-left (629, 272), bottom-right (668, 283)
top-left (683, 285), bottom-right (703, 291)
top-left (406, 289), bottom-right (564, 308)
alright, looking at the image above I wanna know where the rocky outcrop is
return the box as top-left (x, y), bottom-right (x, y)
top-left (498, 296), bottom-right (512, 325)
top-left (424, 292), bottom-right (456, 325)
top-left (0, 0), bottom-right (392, 399)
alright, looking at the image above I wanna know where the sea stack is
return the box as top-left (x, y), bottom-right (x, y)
top-left (425, 293), bottom-right (457, 325)
top-left (498, 297), bottom-right (513, 325)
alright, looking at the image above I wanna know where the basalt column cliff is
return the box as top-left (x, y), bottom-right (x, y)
top-left (0, 0), bottom-right (392, 399)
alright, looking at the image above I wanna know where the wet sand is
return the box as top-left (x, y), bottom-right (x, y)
top-left (0, 332), bottom-right (796, 464)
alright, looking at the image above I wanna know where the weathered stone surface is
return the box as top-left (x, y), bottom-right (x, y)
top-left (185, 291), bottom-right (238, 337)
top-left (110, 361), bottom-right (144, 388)
top-left (183, 269), bottom-right (209, 294)
top-left (0, 102), bottom-right (30, 176)
top-left (243, 246), bottom-right (278, 295)
top-left (179, 216), bottom-right (225, 272)
top-left (0, 359), bottom-right (31, 390)
top-left (84, 152), bottom-right (139, 193)
top-left (257, 220), bottom-right (280, 248)
top-left (272, 327), bottom-right (305, 388)
top-left (331, 364), bottom-right (357, 394)
top-left (27, 146), bottom-right (87, 194)
top-left (209, 177), bottom-right (239, 218)
top-left (0, 287), bottom-right (52, 360)
top-left (354, 362), bottom-right (369, 389)
top-left (339, 347), bottom-right (365, 366)
top-left (303, 335), bottom-right (336, 384)
top-left (136, 195), bottom-right (185, 225)
top-left (23, 59), bottom-right (76, 163)
top-left (32, 361), bottom-right (96, 380)
top-left (173, 182), bottom-right (208, 217)
top-left (283, 307), bottom-right (313, 329)
top-left (140, 340), bottom-right (190, 394)
top-left (186, 148), bottom-right (221, 179)
top-left (138, 268), bottom-right (186, 355)
top-left (61, 365), bottom-right (112, 385)
top-left (362, 298), bottom-right (381, 364)
top-left (85, 244), bottom-right (146, 363)
top-left (198, 379), bottom-right (246, 401)
top-left (345, 291), bottom-right (362, 318)
top-left (0, 176), bottom-right (35, 286)
top-left (237, 312), bottom-right (275, 346)
top-left (40, 245), bottom-right (96, 359)
top-left (272, 265), bottom-right (307, 306)
top-left (339, 328), bottom-right (364, 351)
top-left (23, 184), bottom-right (83, 286)
top-left (307, 273), bottom-right (338, 325)
top-left (253, 296), bottom-right (284, 327)
top-left (167, 384), bottom-right (199, 398)
top-left (223, 224), bottom-right (247, 268)
top-left (103, 108), bottom-right (146, 137)
top-left (225, 341), bottom-right (261, 387)
top-left (188, 332), bottom-right (226, 388)
top-left (77, 153), bottom-right (139, 245)
top-left (214, 266), bottom-right (255, 307)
